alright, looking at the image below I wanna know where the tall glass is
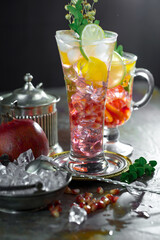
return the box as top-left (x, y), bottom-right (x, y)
top-left (55, 30), bottom-right (117, 175)
top-left (103, 52), bottom-right (154, 156)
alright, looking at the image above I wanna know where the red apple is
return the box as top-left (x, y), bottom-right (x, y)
top-left (0, 119), bottom-right (49, 161)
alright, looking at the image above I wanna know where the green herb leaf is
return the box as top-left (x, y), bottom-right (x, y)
top-left (149, 160), bottom-right (157, 167)
top-left (129, 164), bottom-right (136, 172)
top-left (75, 0), bottom-right (83, 11)
top-left (120, 157), bottom-right (157, 184)
top-left (67, 5), bottom-right (83, 22)
top-left (94, 20), bottom-right (100, 25)
top-left (120, 172), bottom-right (129, 183)
top-left (128, 171), bottom-right (137, 183)
top-left (65, 0), bottom-right (99, 38)
top-left (144, 165), bottom-right (152, 176)
top-left (136, 167), bottom-right (145, 177)
top-left (115, 43), bottom-right (123, 56)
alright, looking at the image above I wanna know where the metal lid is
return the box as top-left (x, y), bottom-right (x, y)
top-left (0, 73), bottom-right (60, 108)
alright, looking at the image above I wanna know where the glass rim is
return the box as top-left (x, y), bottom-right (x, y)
top-left (123, 52), bottom-right (138, 63)
top-left (55, 29), bottom-right (118, 46)
top-left (111, 51), bottom-right (138, 66)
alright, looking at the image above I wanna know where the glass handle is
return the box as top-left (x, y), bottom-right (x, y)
top-left (132, 68), bottom-right (154, 110)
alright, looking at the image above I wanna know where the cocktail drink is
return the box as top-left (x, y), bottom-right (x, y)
top-left (103, 51), bottom-right (154, 156)
top-left (55, 0), bottom-right (117, 174)
top-left (56, 29), bottom-right (117, 174)
top-left (105, 52), bottom-right (136, 128)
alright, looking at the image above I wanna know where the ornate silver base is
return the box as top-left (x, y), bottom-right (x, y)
top-left (52, 151), bottom-right (131, 178)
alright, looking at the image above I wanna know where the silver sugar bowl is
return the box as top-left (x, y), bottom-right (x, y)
top-left (0, 73), bottom-right (63, 154)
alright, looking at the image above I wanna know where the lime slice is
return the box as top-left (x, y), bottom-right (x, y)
top-left (81, 24), bottom-right (105, 59)
top-left (108, 51), bottom-right (126, 89)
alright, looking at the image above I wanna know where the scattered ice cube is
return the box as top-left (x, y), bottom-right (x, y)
top-left (114, 182), bottom-right (146, 218)
top-left (69, 204), bottom-right (87, 225)
top-left (116, 192), bottom-right (135, 210)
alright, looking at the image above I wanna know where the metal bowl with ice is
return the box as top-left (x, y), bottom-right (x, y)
top-left (0, 150), bottom-right (72, 213)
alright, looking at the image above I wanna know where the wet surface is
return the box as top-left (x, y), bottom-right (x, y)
top-left (0, 83), bottom-right (160, 240)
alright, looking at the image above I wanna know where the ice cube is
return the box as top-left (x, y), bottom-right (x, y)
top-left (95, 43), bottom-right (111, 63)
top-left (83, 42), bottom-right (114, 66)
top-left (91, 88), bottom-right (106, 102)
top-left (67, 47), bottom-right (81, 64)
top-left (0, 150), bottom-right (68, 196)
top-left (0, 163), bottom-right (6, 175)
top-left (29, 173), bottom-right (41, 185)
top-left (0, 174), bottom-right (12, 186)
top-left (63, 65), bottom-right (78, 82)
top-left (69, 204), bottom-right (87, 225)
top-left (17, 149), bottom-right (35, 166)
top-left (56, 30), bottom-right (79, 52)
top-left (6, 162), bottom-right (17, 176)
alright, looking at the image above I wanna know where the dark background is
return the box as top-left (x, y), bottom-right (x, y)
top-left (1, 0), bottom-right (160, 93)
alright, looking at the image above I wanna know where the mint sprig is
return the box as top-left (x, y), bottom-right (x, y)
top-left (114, 42), bottom-right (123, 56)
top-left (120, 157), bottom-right (157, 184)
top-left (65, 0), bottom-right (100, 38)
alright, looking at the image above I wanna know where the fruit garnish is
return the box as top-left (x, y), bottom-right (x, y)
top-left (77, 56), bottom-right (108, 85)
top-left (59, 51), bottom-right (71, 65)
top-left (81, 23), bottom-right (105, 59)
top-left (120, 157), bottom-right (157, 184)
top-left (65, 0), bottom-right (103, 59)
top-left (108, 51), bottom-right (126, 89)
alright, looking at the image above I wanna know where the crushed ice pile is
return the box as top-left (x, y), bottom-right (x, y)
top-left (0, 149), bottom-right (68, 196)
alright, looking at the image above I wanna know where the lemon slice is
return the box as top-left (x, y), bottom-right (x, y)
top-left (81, 24), bottom-right (105, 59)
top-left (77, 56), bottom-right (108, 86)
top-left (108, 51), bottom-right (126, 89)
top-left (59, 51), bottom-right (71, 65)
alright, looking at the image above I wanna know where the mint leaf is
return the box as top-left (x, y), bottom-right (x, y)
top-left (82, 18), bottom-right (88, 25)
top-left (69, 23), bottom-right (78, 32)
top-left (94, 20), bottom-right (100, 25)
top-left (65, 0), bottom-right (99, 39)
top-left (149, 160), bottom-right (157, 167)
top-left (75, 0), bottom-right (83, 11)
top-left (136, 167), bottom-right (145, 177)
top-left (129, 164), bottom-right (136, 172)
top-left (115, 43), bottom-right (123, 56)
top-left (120, 172), bottom-right (129, 182)
top-left (67, 5), bottom-right (83, 22)
top-left (135, 157), bottom-right (147, 166)
top-left (128, 171), bottom-right (137, 183)
top-left (144, 165), bottom-right (152, 176)
top-left (120, 157), bottom-right (157, 183)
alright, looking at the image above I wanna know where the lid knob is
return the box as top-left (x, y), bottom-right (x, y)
top-left (24, 73), bottom-right (33, 83)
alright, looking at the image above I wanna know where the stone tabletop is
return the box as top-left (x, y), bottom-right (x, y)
top-left (0, 82), bottom-right (160, 240)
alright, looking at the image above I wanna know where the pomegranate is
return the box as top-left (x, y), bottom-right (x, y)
top-left (0, 119), bottom-right (49, 161)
